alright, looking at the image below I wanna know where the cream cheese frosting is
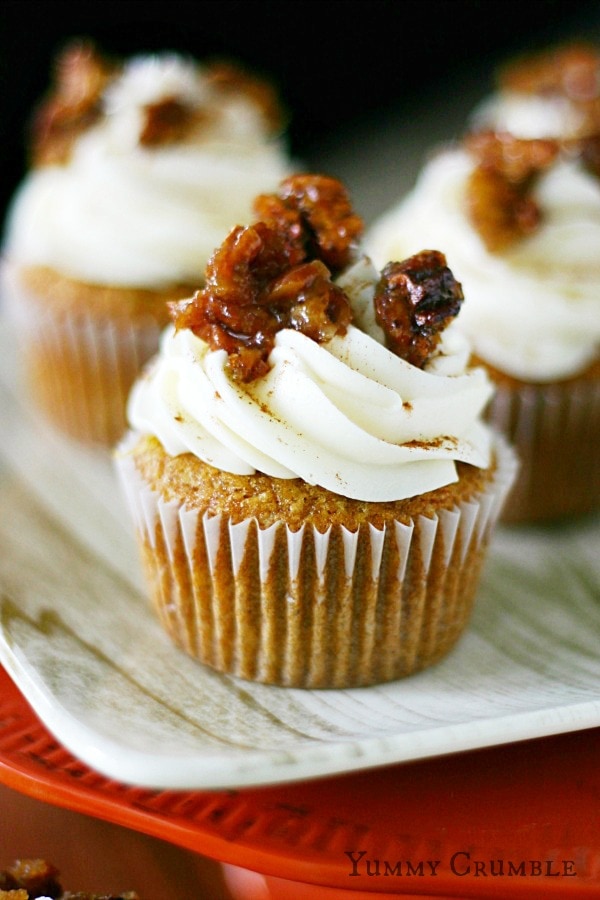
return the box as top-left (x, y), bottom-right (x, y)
top-left (127, 259), bottom-right (494, 502)
top-left (4, 54), bottom-right (290, 288)
top-left (366, 148), bottom-right (600, 382)
top-left (472, 91), bottom-right (590, 139)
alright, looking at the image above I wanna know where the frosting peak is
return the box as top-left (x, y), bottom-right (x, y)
top-left (128, 319), bottom-right (493, 501)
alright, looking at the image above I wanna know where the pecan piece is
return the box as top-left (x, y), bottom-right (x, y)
top-left (267, 259), bottom-right (352, 344)
top-left (254, 174), bottom-right (364, 273)
top-left (1, 859), bottom-right (61, 898)
top-left (139, 96), bottom-right (196, 146)
top-left (374, 250), bottom-right (463, 369)
top-left (498, 43), bottom-right (600, 138)
top-left (466, 166), bottom-right (541, 251)
top-left (499, 42), bottom-right (600, 102)
top-left (464, 131), bottom-right (559, 251)
top-left (31, 40), bottom-right (115, 165)
top-left (465, 130), bottom-right (559, 182)
top-left (169, 219), bottom-right (353, 383)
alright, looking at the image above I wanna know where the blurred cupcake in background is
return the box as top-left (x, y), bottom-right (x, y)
top-left (367, 43), bottom-right (600, 523)
top-left (2, 39), bottom-right (291, 446)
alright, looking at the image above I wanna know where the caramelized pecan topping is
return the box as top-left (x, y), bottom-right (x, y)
top-left (464, 44), bottom-right (600, 249)
top-left (465, 130), bottom-right (560, 182)
top-left (499, 43), bottom-right (600, 139)
top-left (500, 43), bottom-right (600, 102)
top-left (464, 131), bottom-right (559, 251)
top-left (254, 174), bottom-right (364, 273)
top-left (0, 859), bottom-right (61, 898)
top-left (171, 180), bottom-right (461, 378)
top-left (169, 178), bottom-right (356, 383)
top-left (30, 40), bottom-right (115, 165)
top-left (139, 96), bottom-right (197, 146)
top-left (374, 250), bottom-right (464, 369)
top-left (0, 859), bottom-right (139, 899)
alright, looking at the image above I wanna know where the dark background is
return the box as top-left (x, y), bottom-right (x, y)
top-left (2, 0), bottom-right (600, 218)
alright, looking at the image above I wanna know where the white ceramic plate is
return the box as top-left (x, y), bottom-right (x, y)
top-left (0, 317), bottom-right (599, 790)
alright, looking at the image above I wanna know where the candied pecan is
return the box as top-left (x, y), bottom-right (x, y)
top-left (498, 43), bottom-right (600, 137)
top-left (466, 166), bottom-right (541, 251)
top-left (3, 859), bottom-right (61, 898)
top-left (465, 130), bottom-right (559, 182)
top-left (464, 131), bottom-right (559, 250)
top-left (499, 42), bottom-right (600, 102)
top-left (251, 193), bottom-right (308, 268)
top-left (139, 96), bottom-right (196, 146)
top-left (169, 220), bottom-right (353, 382)
top-left (374, 250), bottom-right (463, 369)
top-left (267, 259), bottom-right (352, 344)
top-left (205, 60), bottom-right (285, 133)
top-left (0, 860), bottom-right (140, 900)
top-left (30, 40), bottom-right (115, 165)
top-left (254, 174), bottom-right (364, 273)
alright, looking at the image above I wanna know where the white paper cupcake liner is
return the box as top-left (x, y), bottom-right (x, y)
top-left (115, 433), bottom-right (517, 689)
top-left (486, 376), bottom-right (600, 523)
top-left (2, 264), bottom-right (163, 446)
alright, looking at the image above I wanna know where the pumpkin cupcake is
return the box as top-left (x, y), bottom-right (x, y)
top-left (115, 174), bottom-right (516, 689)
top-left (367, 44), bottom-right (600, 523)
top-left (2, 40), bottom-right (290, 445)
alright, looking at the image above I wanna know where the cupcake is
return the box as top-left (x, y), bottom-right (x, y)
top-left (367, 44), bottom-right (600, 523)
top-left (2, 40), bottom-right (290, 446)
top-left (115, 173), bottom-right (516, 689)
top-left (0, 858), bottom-right (138, 899)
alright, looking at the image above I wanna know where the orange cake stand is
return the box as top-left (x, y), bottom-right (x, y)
top-left (0, 664), bottom-right (598, 899)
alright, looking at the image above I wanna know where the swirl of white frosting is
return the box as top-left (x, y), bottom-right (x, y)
top-left (4, 55), bottom-right (290, 288)
top-left (367, 149), bottom-right (600, 381)
top-left (472, 91), bottom-right (590, 139)
top-left (127, 260), bottom-right (493, 502)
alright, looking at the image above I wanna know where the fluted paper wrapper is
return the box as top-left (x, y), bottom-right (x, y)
top-left (487, 378), bottom-right (600, 524)
top-left (2, 265), bottom-right (163, 446)
top-left (116, 434), bottom-right (517, 689)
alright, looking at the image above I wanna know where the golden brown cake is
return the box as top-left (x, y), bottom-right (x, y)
top-left (367, 44), bottom-right (600, 524)
top-left (6, 266), bottom-right (189, 445)
top-left (474, 355), bottom-right (600, 523)
top-left (116, 174), bottom-right (517, 689)
top-left (2, 40), bottom-right (290, 446)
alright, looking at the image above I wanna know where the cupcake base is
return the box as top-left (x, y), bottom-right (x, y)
top-left (481, 359), bottom-right (600, 524)
top-left (2, 263), bottom-right (192, 447)
top-left (116, 433), bottom-right (517, 689)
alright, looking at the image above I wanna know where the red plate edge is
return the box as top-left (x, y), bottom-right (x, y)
top-left (1, 665), bottom-right (599, 897)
